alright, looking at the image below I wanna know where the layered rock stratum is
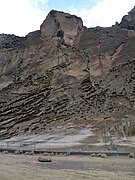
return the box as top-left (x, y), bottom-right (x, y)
top-left (0, 8), bottom-right (135, 139)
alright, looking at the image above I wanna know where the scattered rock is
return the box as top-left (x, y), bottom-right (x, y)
top-left (50, 152), bottom-right (54, 156)
top-left (14, 150), bottom-right (21, 155)
top-left (24, 151), bottom-right (34, 155)
top-left (43, 152), bottom-right (49, 156)
top-left (96, 153), bottom-right (102, 157)
top-left (90, 153), bottom-right (96, 157)
top-left (19, 150), bottom-right (23, 154)
top-left (100, 154), bottom-right (107, 158)
top-left (128, 153), bottom-right (134, 158)
top-left (66, 152), bottom-right (71, 156)
top-left (24, 152), bottom-right (29, 155)
top-left (90, 153), bottom-right (107, 158)
top-left (14, 149), bottom-right (23, 155)
top-left (2, 151), bottom-right (9, 154)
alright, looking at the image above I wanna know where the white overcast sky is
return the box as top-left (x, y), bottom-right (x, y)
top-left (0, 0), bottom-right (134, 36)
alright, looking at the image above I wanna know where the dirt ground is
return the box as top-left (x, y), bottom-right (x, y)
top-left (0, 154), bottom-right (135, 180)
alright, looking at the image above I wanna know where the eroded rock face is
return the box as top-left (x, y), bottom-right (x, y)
top-left (40, 10), bottom-right (83, 46)
top-left (0, 9), bottom-right (135, 139)
top-left (120, 6), bottom-right (135, 30)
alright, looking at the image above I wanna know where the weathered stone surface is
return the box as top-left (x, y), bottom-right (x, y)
top-left (40, 10), bottom-right (83, 47)
top-left (120, 6), bottom-right (135, 30)
top-left (0, 9), bottom-right (135, 139)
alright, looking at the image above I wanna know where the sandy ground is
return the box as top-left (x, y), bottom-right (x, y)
top-left (0, 154), bottom-right (135, 180)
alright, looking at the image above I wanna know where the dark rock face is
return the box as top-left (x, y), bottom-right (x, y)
top-left (0, 9), bottom-right (135, 139)
top-left (120, 6), bottom-right (135, 30)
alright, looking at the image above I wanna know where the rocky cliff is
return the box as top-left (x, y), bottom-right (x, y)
top-left (0, 9), bottom-right (135, 139)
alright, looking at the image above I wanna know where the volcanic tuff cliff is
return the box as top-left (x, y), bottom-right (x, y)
top-left (0, 8), bottom-right (135, 139)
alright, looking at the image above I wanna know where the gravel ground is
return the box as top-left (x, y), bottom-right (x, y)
top-left (0, 154), bottom-right (135, 180)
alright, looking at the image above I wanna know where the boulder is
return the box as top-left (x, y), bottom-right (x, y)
top-left (128, 153), bottom-right (134, 158)
top-left (38, 157), bottom-right (52, 162)
top-left (100, 154), bottom-right (107, 158)
top-left (90, 153), bottom-right (96, 157)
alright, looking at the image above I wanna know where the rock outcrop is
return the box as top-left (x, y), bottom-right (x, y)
top-left (40, 10), bottom-right (83, 46)
top-left (0, 9), bottom-right (135, 139)
top-left (120, 6), bottom-right (135, 30)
